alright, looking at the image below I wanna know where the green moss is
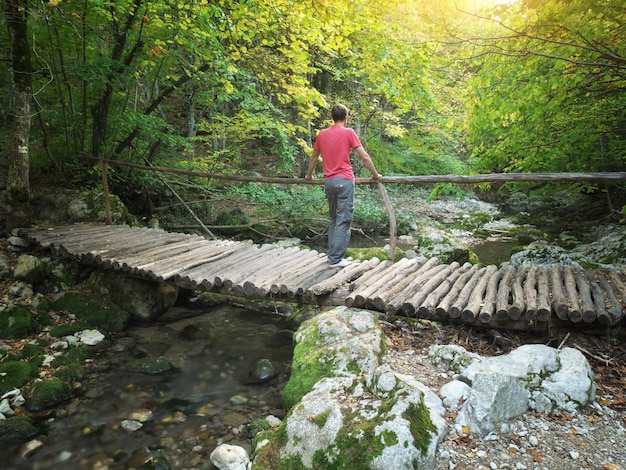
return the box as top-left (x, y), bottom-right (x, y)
top-left (345, 247), bottom-right (403, 262)
top-left (20, 343), bottom-right (47, 359)
top-left (249, 418), bottom-right (272, 435)
top-left (0, 361), bottom-right (40, 394)
top-left (0, 416), bottom-right (39, 440)
top-left (403, 398), bottom-right (437, 456)
top-left (51, 345), bottom-right (93, 367)
top-left (49, 321), bottom-right (90, 337)
top-left (312, 410), bottom-right (330, 428)
top-left (25, 378), bottom-right (71, 411)
top-left (51, 291), bottom-right (130, 332)
top-left (0, 304), bottom-right (33, 339)
top-left (281, 320), bottom-right (340, 409)
top-left (127, 356), bottom-right (172, 375)
top-left (53, 362), bottom-right (85, 381)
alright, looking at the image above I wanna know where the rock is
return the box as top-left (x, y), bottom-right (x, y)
top-left (13, 254), bottom-right (45, 285)
top-left (244, 359), bottom-right (276, 384)
top-left (210, 444), bottom-right (251, 470)
top-left (253, 307), bottom-right (447, 469)
top-left (127, 357), bottom-right (171, 375)
top-left (75, 329), bottom-right (105, 346)
top-left (25, 378), bottom-right (71, 412)
top-left (0, 254), bottom-right (10, 280)
top-left (30, 188), bottom-right (137, 225)
top-left (120, 419), bottom-right (143, 432)
top-left (431, 344), bottom-right (596, 437)
top-left (439, 380), bottom-right (471, 412)
top-left (87, 270), bottom-right (178, 321)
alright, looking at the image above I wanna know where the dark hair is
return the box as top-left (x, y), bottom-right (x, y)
top-left (331, 104), bottom-right (349, 122)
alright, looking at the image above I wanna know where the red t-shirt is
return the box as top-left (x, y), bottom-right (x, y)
top-left (314, 125), bottom-right (362, 180)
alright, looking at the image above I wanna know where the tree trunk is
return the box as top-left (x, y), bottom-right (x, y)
top-left (2, 0), bottom-right (32, 231)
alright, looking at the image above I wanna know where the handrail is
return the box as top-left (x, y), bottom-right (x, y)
top-left (82, 157), bottom-right (626, 185)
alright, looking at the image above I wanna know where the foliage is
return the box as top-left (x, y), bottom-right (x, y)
top-left (463, 0), bottom-right (626, 175)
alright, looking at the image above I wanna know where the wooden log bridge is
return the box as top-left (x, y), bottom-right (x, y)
top-left (20, 224), bottom-right (626, 330)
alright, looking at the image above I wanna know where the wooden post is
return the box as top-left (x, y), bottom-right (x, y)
top-left (377, 181), bottom-right (397, 262)
top-left (100, 159), bottom-right (113, 225)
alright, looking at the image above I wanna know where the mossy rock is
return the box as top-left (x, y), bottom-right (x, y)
top-left (25, 378), bottom-right (72, 411)
top-left (14, 254), bottom-right (46, 286)
top-left (345, 247), bottom-right (402, 262)
top-left (49, 321), bottom-right (90, 338)
top-left (51, 291), bottom-right (130, 332)
top-left (0, 361), bottom-right (40, 395)
top-left (50, 345), bottom-right (93, 368)
top-left (0, 304), bottom-right (33, 339)
top-left (0, 416), bottom-right (39, 440)
top-left (46, 259), bottom-right (81, 289)
top-left (127, 356), bottom-right (172, 375)
top-left (53, 362), bottom-right (85, 382)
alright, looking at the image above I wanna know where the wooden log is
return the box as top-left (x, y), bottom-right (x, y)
top-left (478, 267), bottom-right (503, 323)
top-left (536, 267), bottom-right (551, 322)
top-left (549, 264), bottom-right (569, 320)
top-left (608, 271), bottom-right (626, 304)
top-left (346, 260), bottom-right (402, 307)
top-left (461, 265), bottom-right (498, 322)
top-left (523, 265), bottom-right (538, 322)
top-left (434, 264), bottom-right (480, 319)
top-left (130, 240), bottom-right (216, 277)
top-left (575, 270), bottom-right (596, 322)
top-left (449, 266), bottom-right (486, 319)
top-left (368, 258), bottom-right (434, 311)
top-left (351, 257), bottom-right (418, 308)
top-left (228, 246), bottom-right (306, 292)
top-left (155, 243), bottom-right (243, 281)
top-left (401, 263), bottom-right (458, 316)
top-left (384, 259), bottom-right (444, 314)
top-left (249, 251), bottom-right (325, 296)
top-left (83, 231), bottom-right (187, 265)
top-left (418, 263), bottom-right (471, 319)
top-left (308, 258), bottom-right (381, 296)
top-left (509, 268), bottom-right (525, 320)
top-left (585, 271), bottom-right (605, 323)
top-left (283, 255), bottom-right (340, 297)
top-left (495, 265), bottom-right (515, 320)
top-left (344, 260), bottom-right (394, 307)
top-left (562, 266), bottom-right (582, 323)
top-left (109, 234), bottom-right (215, 269)
top-left (121, 239), bottom-right (208, 272)
top-left (596, 271), bottom-right (624, 325)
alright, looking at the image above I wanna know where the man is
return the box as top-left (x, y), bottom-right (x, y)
top-left (306, 104), bottom-right (381, 267)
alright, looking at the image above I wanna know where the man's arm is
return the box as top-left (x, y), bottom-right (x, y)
top-left (354, 146), bottom-right (381, 179)
top-left (305, 149), bottom-right (321, 179)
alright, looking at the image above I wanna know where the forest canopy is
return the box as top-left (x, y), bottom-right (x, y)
top-left (1, 0), bottom-right (625, 221)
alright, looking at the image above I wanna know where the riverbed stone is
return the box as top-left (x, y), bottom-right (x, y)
top-left (210, 443), bottom-right (251, 470)
top-left (13, 254), bottom-right (45, 286)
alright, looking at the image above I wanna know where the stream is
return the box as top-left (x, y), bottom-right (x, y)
top-left (3, 304), bottom-right (294, 469)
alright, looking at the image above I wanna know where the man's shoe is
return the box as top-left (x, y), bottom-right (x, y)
top-left (329, 259), bottom-right (351, 268)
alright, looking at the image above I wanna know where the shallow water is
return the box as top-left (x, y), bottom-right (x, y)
top-left (3, 305), bottom-right (294, 469)
top-left (470, 239), bottom-right (518, 266)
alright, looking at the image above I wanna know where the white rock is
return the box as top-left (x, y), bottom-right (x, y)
top-left (76, 329), bottom-right (105, 346)
top-left (210, 444), bottom-right (251, 470)
top-left (439, 380), bottom-right (471, 412)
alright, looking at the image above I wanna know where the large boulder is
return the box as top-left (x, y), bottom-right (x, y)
top-left (31, 188), bottom-right (137, 225)
top-left (253, 307), bottom-right (448, 469)
top-left (87, 270), bottom-right (178, 321)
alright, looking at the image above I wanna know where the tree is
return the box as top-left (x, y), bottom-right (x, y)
top-left (2, 0), bottom-right (32, 231)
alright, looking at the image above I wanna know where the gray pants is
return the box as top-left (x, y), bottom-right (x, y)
top-left (324, 178), bottom-right (355, 264)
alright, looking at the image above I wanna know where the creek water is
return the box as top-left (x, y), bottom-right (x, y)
top-left (3, 304), bottom-right (294, 469)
